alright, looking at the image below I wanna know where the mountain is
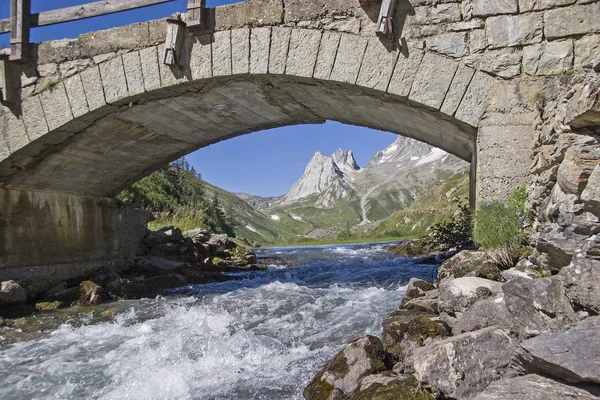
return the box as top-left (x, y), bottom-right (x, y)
top-left (250, 136), bottom-right (468, 236)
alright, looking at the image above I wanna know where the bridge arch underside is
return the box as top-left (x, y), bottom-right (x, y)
top-left (0, 74), bottom-right (476, 198)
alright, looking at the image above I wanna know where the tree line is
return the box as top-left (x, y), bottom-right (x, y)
top-left (117, 157), bottom-right (237, 236)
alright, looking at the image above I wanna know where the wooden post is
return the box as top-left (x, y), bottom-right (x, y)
top-left (163, 18), bottom-right (186, 66)
top-left (186, 0), bottom-right (206, 29)
top-left (10, 0), bottom-right (31, 62)
top-left (376, 0), bottom-right (396, 36)
top-left (0, 53), bottom-right (15, 104)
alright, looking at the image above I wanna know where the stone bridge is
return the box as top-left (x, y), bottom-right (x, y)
top-left (0, 0), bottom-right (598, 282)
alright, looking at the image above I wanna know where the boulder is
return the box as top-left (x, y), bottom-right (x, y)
top-left (303, 335), bottom-right (388, 400)
top-left (143, 226), bottom-right (183, 247)
top-left (400, 278), bottom-right (436, 308)
top-left (560, 242), bottom-right (600, 314)
top-left (382, 310), bottom-right (450, 364)
top-left (134, 256), bottom-right (188, 275)
top-left (453, 294), bottom-right (515, 335)
top-left (517, 317), bottom-right (600, 385)
top-left (472, 374), bottom-right (598, 400)
top-left (438, 277), bottom-right (504, 317)
top-left (581, 165), bottom-right (600, 217)
top-left (503, 276), bottom-right (578, 336)
top-left (536, 224), bottom-right (587, 272)
top-left (438, 251), bottom-right (504, 282)
top-left (151, 238), bottom-right (198, 262)
top-left (0, 280), bottom-right (27, 304)
top-left (410, 327), bottom-right (517, 399)
top-left (501, 268), bottom-right (535, 281)
top-left (184, 228), bottom-right (211, 244)
top-left (351, 372), bottom-right (435, 400)
top-left (77, 281), bottom-right (104, 305)
top-left (207, 234), bottom-right (235, 255)
top-left (556, 146), bottom-right (599, 196)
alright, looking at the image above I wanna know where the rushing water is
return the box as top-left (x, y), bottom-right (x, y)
top-left (0, 242), bottom-right (441, 400)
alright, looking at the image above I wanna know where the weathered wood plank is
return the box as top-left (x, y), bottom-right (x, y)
top-left (186, 0), bottom-right (206, 29)
top-left (1, 0), bottom-right (175, 34)
top-left (10, 0), bottom-right (31, 61)
top-left (376, 0), bottom-right (396, 35)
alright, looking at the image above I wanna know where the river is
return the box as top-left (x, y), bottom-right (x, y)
top-left (0, 242), bottom-right (442, 400)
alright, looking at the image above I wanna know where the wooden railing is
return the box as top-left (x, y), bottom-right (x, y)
top-left (1, 0), bottom-right (177, 62)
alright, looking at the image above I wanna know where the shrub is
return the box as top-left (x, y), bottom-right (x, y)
top-left (428, 203), bottom-right (473, 249)
top-left (473, 187), bottom-right (525, 250)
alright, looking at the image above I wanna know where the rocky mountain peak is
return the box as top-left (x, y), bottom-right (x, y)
top-left (332, 149), bottom-right (360, 173)
top-left (368, 136), bottom-right (432, 167)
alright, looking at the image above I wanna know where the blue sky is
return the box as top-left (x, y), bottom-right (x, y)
top-left (0, 0), bottom-right (398, 197)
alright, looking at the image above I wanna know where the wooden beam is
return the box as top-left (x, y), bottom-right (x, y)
top-left (186, 0), bottom-right (206, 29)
top-left (10, 0), bottom-right (31, 62)
top-left (1, 0), bottom-right (175, 34)
top-left (376, 0), bottom-right (396, 36)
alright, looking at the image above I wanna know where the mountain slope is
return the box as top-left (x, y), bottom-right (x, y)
top-left (251, 136), bottom-right (468, 235)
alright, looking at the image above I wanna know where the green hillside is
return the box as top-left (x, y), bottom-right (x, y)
top-left (372, 171), bottom-right (470, 239)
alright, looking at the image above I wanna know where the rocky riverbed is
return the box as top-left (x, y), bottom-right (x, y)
top-left (303, 241), bottom-right (600, 399)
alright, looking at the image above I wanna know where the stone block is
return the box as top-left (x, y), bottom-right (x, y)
top-left (472, 374), bottom-right (598, 400)
top-left (330, 33), bottom-right (368, 85)
top-left (574, 35), bottom-right (600, 70)
top-left (80, 66), bottom-right (106, 111)
top-left (286, 29), bottom-right (322, 78)
top-left (122, 52), bottom-right (145, 97)
top-left (545, 3), bottom-right (600, 39)
top-left (390, 58), bottom-right (425, 90)
top-left (463, 48), bottom-right (521, 79)
top-left (214, 0), bottom-right (283, 30)
top-left (139, 46), bottom-right (162, 91)
top-left (269, 27), bottom-right (292, 75)
top-left (285, 0), bottom-right (352, 23)
top-left (2, 108), bottom-right (29, 153)
top-left (99, 57), bottom-right (129, 104)
top-left (212, 30), bottom-right (232, 77)
top-left (189, 35), bottom-right (213, 81)
top-left (469, 29), bottom-right (488, 54)
top-left (314, 31), bottom-right (341, 80)
top-left (21, 95), bottom-right (49, 140)
top-left (413, 4), bottom-right (462, 25)
top-left (426, 32), bottom-right (468, 58)
top-left (441, 63), bottom-right (476, 116)
top-left (231, 28), bottom-right (250, 75)
top-left (409, 52), bottom-right (458, 110)
top-left (472, 0), bottom-right (518, 17)
top-left (39, 83), bottom-right (74, 131)
top-left (523, 40), bottom-right (574, 76)
top-left (455, 71), bottom-right (499, 127)
top-left (519, 0), bottom-right (576, 12)
top-left (356, 38), bottom-right (399, 91)
top-left (250, 27), bottom-right (271, 75)
top-left (486, 14), bottom-right (543, 49)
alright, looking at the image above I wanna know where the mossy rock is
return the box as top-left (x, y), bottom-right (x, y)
top-left (438, 251), bottom-right (504, 282)
top-left (352, 372), bottom-right (435, 400)
top-left (304, 336), bottom-right (388, 400)
top-left (76, 281), bottom-right (104, 305)
top-left (382, 311), bottom-right (450, 363)
top-left (35, 301), bottom-right (63, 310)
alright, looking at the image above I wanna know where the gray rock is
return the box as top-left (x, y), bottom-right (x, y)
top-left (403, 298), bottom-right (439, 314)
top-left (501, 268), bottom-right (535, 281)
top-left (0, 280), bottom-right (27, 304)
top-left (303, 335), bottom-right (388, 399)
top-left (472, 374), bottom-right (598, 400)
top-left (411, 327), bottom-right (517, 399)
top-left (575, 34), bottom-right (600, 70)
top-left (557, 146), bottom-right (598, 196)
top-left (523, 40), bottom-right (574, 76)
top-left (560, 236), bottom-right (600, 314)
top-left (438, 250), bottom-right (504, 283)
top-left (503, 276), bottom-right (578, 336)
top-left (401, 277), bottom-right (435, 307)
top-left (351, 372), bottom-right (435, 400)
top-left (582, 165), bottom-right (600, 217)
top-left (439, 277), bottom-right (504, 317)
top-left (207, 233), bottom-right (234, 255)
top-left (382, 309), bottom-right (450, 364)
top-left (135, 256), bottom-right (187, 274)
top-left (143, 226), bottom-right (183, 247)
top-left (453, 294), bottom-right (515, 335)
top-left (517, 317), bottom-right (600, 385)
top-left (184, 228), bottom-right (211, 244)
top-left (486, 14), bottom-right (543, 49)
top-left (536, 224), bottom-right (587, 272)
top-left (544, 3), bottom-right (600, 40)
